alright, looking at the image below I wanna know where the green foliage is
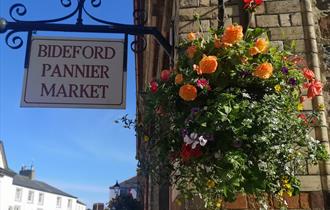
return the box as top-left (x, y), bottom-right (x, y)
top-left (108, 195), bottom-right (142, 210)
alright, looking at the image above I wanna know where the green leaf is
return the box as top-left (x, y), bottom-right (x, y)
top-left (223, 105), bottom-right (232, 114)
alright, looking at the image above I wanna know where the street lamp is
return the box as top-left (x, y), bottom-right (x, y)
top-left (113, 181), bottom-right (120, 197)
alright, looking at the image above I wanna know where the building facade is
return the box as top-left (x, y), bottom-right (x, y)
top-left (134, 0), bottom-right (330, 209)
top-left (109, 177), bottom-right (138, 201)
top-left (0, 141), bottom-right (86, 210)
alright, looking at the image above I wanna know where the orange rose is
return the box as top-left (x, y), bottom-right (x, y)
top-left (175, 74), bottom-right (184, 85)
top-left (255, 38), bottom-right (268, 53)
top-left (186, 45), bottom-right (197, 59)
top-left (198, 55), bottom-right (218, 74)
top-left (193, 64), bottom-right (202, 75)
top-left (249, 38), bottom-right (268, 56)
top-left (249, 47), bottom-right (259, 56)
top-left (179, 84), bottom-right (197, 101)
top-left (221, 25), bottom-right (243, 45)
top-left (253, 62), bottom-right (273, 79)
top-left (214, 35), bottom-right (221, 48)
top-left (187, 32), bottom-right (196, 41)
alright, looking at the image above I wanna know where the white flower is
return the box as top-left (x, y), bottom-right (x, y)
top-left (242, 93), bottom-right (251, 99)
top-left (199, 136), bottom-right (208, 146)
top-left (183, 133), bottom-right (208, 149)
top-left (184, 133), bottom-right (199, 149)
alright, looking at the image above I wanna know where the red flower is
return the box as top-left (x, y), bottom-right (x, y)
top-left (180, 144), bottom-right (202, 161)
top-left (303, 68), bottom-right (315, 81)
top-left (243, 0), bottom-right (263, 9)
top-left (304, 80), bottom-right (323, 98)
top-left (298, 113), bottom-right (308, 124)
top-left (150, 81), bottom-right (158, 93)
top-left (160, 69), bottom-right (171, 81)
top-left (244, 0), bottom-right (263, 5)
top-left (300, 96), bottom-right (307, 103)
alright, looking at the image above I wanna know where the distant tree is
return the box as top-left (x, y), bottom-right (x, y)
top-left (108, 194), bottom-right (142, 210)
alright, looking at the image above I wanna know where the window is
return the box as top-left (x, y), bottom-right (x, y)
top-left (56, 197), bottom-right (62, 208)
top-left (67, 199), bottom-right (72, 210)
top-left (15, 188), bottom-right (22, 202)
top-left (38, 193), bottom-right (44, 205)
top-left (13, 206), bottom-right (20, 210)
top-left (27, 190), bottom-right (34, 203)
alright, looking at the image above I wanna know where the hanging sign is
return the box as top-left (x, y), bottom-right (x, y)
top-left (21, 36), bottom-right (126, 109)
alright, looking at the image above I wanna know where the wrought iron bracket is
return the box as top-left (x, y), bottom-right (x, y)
top-left (0, 0), bottom-right (173, 58)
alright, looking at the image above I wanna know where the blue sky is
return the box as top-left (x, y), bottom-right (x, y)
top-left (0, 0), bottom-right (137, 208)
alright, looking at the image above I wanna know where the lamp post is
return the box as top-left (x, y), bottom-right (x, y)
top-left (113, 181), bottom-right (120, 197)
top-left (109, 181), bottom-right (120, 210)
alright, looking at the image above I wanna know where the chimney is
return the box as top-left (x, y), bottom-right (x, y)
top-left (19, 165), bottom-right (35, 180)
top-left (92, 203), bottom-right (104, 210)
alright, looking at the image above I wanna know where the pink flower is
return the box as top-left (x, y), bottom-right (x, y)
top-left (304, 80), bottom-right (323, 98)
top-left (303, 68), bottom-right (315, 81)
top-left (160, 69), bottom-right (171, 81)
top-left (196, 78), bottom-right (211, 90)
top-left (149, 81), bottom-right (158, 93)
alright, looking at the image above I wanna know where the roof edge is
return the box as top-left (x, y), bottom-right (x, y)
top-left (0, 168), bottom-right (16, 177)
top-left (0, 140), bottom-right (9, 169)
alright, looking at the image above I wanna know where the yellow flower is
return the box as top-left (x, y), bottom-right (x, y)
top-left (318, 104), bottom-right (325, 111)
top-left (274, 84), bottom-right (281, 93)
top-left (216, 199), bottom-right (222, 208)
top-left (144, 135), bottom-right (150, 142)
top-left (282, 177), bottom-right (289, 184)
top-left (297, 103), bottom-right (304, 111)
top-left (207, 179), bottom-right (215, 188)
top-left (175, 198), bottom-right (182, 206)
top-left (280, 177), bottom-right (294, 197)
top-left (278, 189), bottom-right (284, 197)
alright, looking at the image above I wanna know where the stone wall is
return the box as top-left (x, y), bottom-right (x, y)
top-left (315, 0), bottom-right (330, 141)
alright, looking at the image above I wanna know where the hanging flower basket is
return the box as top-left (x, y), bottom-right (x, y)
top-left (140, 2), bottom-right (328, 209)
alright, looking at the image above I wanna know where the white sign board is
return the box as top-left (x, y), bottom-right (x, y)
top-left (21, 36), bottom-right (126, 109)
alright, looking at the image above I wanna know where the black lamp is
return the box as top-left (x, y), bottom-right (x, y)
top-left (113, 181), bottom-right (120, 197)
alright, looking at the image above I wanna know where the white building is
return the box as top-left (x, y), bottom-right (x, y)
top-left (0, 141), bottom-right (87, 210)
